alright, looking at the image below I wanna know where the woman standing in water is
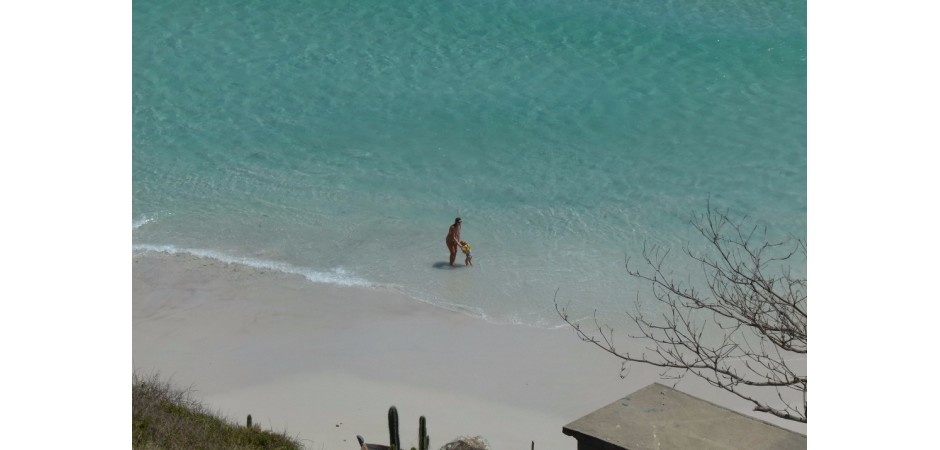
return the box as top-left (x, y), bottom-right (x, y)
top-left (446, 217), bottom-right (462, 266)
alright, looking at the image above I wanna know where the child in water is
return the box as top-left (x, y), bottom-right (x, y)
top-left (460, 241), bottom-right (473, 266)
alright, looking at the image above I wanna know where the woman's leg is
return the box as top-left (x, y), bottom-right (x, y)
top-left (448, 243), bottom-right (457, 266)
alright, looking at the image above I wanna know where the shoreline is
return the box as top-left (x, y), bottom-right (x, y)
top-left (133, 251), bottom-right (805, 448)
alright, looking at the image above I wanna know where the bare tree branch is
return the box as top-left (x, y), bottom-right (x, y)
top-left (556, 202), bottom-right (807, 423)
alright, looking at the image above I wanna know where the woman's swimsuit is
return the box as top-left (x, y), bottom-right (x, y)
top-left (446, 225), bottom-right (460, 249)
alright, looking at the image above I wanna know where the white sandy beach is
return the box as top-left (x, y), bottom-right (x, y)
top-left (133, 251), bottom-right (806, 449)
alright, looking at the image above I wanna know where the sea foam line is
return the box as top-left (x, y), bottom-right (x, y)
top-left (134, 244), bottom-right (575, 329)
top-left (133, 244), bottom-right (373, 287)
top-left (133, 216), bottom-right (155, 229)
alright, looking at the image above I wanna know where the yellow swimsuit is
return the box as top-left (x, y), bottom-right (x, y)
top-left (461, 243), bottom-right (472, 255)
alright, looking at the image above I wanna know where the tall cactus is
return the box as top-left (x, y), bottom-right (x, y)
top-left (388, 406), bottom-right (400, 450)
top-left (418, 415), bottom-right (429, 450)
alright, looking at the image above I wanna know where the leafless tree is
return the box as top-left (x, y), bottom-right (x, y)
top-left (556, 203), bottom-right (806, 423)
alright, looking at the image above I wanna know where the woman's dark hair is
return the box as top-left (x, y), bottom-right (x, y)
top-left (455, 217), bottom-right (461, 224)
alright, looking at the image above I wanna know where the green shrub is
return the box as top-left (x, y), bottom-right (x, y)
top-left (132, 373), bottom-right (302, 449)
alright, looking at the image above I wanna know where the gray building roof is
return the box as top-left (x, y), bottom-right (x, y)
top-left (562, 383), bottom-right (806, 450)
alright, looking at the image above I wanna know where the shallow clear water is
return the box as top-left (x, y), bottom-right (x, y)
top-left (133, 0), bottom-right (806, 327)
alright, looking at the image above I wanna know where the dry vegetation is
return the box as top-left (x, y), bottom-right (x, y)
top-left (132, 373), bottom-right (302, 449)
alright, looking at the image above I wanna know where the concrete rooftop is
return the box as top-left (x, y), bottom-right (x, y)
top-left (562, 383), bottom-right (806, 450)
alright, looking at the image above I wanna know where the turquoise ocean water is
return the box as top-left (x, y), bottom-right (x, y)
top-left (133, 0), bottom-right (806, 327)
